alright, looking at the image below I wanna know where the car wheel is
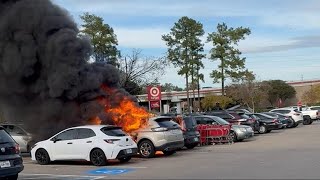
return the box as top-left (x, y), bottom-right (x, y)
top-left (258, 125), bottom-right (267, 134)
top-left (90, 149), bottom-right (107, 166)
top-left (118, 157), bottom-right (132, 163)
top-left (303, 116), bottom-right (312, 125)
top-left (138, 140), bottom-right (155, 158)
top-left (266, 130), bottom-right (272, 133)
top-left (5, 174), bottom-right (18, 180)
top-left (163, 150), bottom-right (176, 156)
top-left (185, 145), bottom-right (197, 149)
top-left (35, 149), bottom-right (50, 165)
top-left (229, 131), bottom-right (237, 142)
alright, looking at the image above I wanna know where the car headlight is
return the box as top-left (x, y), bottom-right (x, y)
top-left (239, 128), bottom-right (247, 132)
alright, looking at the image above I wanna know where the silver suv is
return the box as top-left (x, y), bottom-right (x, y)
top-left (1, 124), bottom-right (32, 153)
top-left (135, 116), bottom-right (184, 158)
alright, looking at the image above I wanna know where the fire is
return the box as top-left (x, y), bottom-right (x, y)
top-left (95, 84), bottom-right (151, 133)
top-left (88, 116), bottom-right (102, 125)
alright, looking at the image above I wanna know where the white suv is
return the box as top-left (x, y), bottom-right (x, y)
top-left (31, 125), bottom-right (137, 166)
top-left (134, 116), bottom-right (184, 158)
top-left (269, 108), bottom-right (303, 127)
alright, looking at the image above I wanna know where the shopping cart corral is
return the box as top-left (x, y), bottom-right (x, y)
top-left (197, 124), bottom-right (232, 146)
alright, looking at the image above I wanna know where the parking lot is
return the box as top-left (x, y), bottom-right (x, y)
top-left (18, 122), bottom-right (320, 179)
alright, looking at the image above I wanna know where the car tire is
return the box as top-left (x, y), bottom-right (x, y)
top-left (266, 130), bottom-right (272, 133)
top-left (35, 149), bottom-right (50, 165)
top-left (185, 145), bottom-right (197, 149)
top-left (237, 139), bottom-right (244, 142)
top-left (229, 131), bottom-right (237, 142)
top-left (258, 125), bottom-right (267, 134)
top-left (90, 149), bottom-right (107, 166)
top-left (303, 116), bottom-right (312, 125)
top-left (5, 174), bottom-right (18, 180)
top-left (118, 157), bottom-right (132, 163)
top-left (138, 140), bottom-right (155, 158)
top-left (163, 150), bottom-right (176, 156)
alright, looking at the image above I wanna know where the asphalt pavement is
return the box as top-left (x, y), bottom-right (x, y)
top-left (19, 121), bottom-right (320, 179)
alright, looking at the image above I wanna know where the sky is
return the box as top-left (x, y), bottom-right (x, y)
top-left (52, 0), bottom-right (320, 88)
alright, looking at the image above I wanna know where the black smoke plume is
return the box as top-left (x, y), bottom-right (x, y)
top-left (0, 0), bottom-right (129, 141)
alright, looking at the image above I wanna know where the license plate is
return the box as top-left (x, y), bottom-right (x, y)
top-left (126, 149), bottom-right (132, 154)
top-left (0, 161), bottom-right (10, 168)
top-left (194, 137), bottom-right (198, 141)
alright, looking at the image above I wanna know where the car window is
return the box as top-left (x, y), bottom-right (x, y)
top-left (0, 129), bottom-right (15, 143)
top-left (76, 128), bottom-right (96, 139)
top-left (202, 117), bottom-right (217, 125)
top-left (2, 125), bottom-right (27, 136)
top-left (54, 129), bottom-right (77, 141)
top-left (195, 117), bottom-right (207, 124)
top-left (254, 114), bottom-right (268, 119)
top-left (310, 107), bottom-right (320, 110)
top-left (228, 112), bottom-right (241, 119)
top-left (212, 113), bottom-right (233, 120)
top-left (101, 127), bottom-right (126, 137)
top-left (155, 118), bottom-right (179, 128)
top-left (240, 114), bottom-right (250, 119)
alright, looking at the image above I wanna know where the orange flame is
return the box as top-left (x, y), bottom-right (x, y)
top-left (88, 116), bottom-right (102, 125)
top-left (95, 84), bottom-right (151, 133)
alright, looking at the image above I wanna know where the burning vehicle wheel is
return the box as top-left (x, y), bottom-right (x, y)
top-left (163, 150), bottom-right (176, 156)
top-left (90, 149), bottom-right (107, 166)
top-left (118, 157), bottom-right (132, 163)
top-left (35, 149), bottom-right (50, 165)
top-left (258, 125), bottom-right (267, 134)
top-left (138, 140), bottom-right (155, 158)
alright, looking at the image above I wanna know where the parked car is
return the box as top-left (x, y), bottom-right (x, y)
top-left (31, 125), bottom-right (137, 166)
top-left (204, 110), bottom-right (259, 131)
top-left (252, 113), bottom-right (282, 133)
top-left (262, 112), bottom-right (294, 128)
top-left (194, 115), bottom-right (254, 142)
top-left (0, 126), bottom-right (23, 180)
top-left (173, 116), bottom-right (200, 149)
top-left (285, 106), bottom-right (319, 125)
top-left (1, 124), bottom-right (32, 153)
top-left (269, 108), bottom-right (303, 127)
top-left (134, 116), bottom-right (184, 158)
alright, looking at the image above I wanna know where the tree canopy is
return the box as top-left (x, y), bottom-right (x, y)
top-left (263, 80), bottom-right (296, 106)
top-left (162, 16), bottom-right (205, 113)
top-left (80, 12), bottom-right (120, 66)
top-left (207, 23), bottom-right (252, 95)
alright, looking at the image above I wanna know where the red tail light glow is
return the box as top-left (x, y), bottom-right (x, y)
top-left (104, 139), bottom-right (120, 144)
top-left (15, 144), bottom-right (20, 154)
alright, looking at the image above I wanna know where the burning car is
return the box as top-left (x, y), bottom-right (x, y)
top-left (31, 125), bottom-right (137, 166)
top-left (132, 116), bottom-right (184, 158)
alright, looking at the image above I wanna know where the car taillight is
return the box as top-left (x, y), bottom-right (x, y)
top-left (15, 144), bottom-right (20, 154)
top-left (151, 127), bottom-right (168, 132)
top-left (104, 139), bottom-right (120, 144)
top-left (273, 119), bottom-right (278, 123)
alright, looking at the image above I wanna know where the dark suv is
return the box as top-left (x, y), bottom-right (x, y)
top-left (0, 126), bottom-right (23, 180)
top-left (178, 116), bottom-right (200, 149)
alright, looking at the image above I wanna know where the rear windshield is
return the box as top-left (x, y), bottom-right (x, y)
top-left (228, 112), bottom-right (241, 119)
top-left (0, 129), bottom-right (15, 143)
top-left (101, 127), bottom-right (126, 137)
top-left (211, 116), bottom-right (230, 125)
top-left (155, 118), bottom-right (179, 128)
top-left (248, 114), bottom-right (260, 120)
top-left (211, 113), bottom-right (233, 119)
top-left (183, 117), bottom-right (197, 128)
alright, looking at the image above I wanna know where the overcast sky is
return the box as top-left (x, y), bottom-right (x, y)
top-left (52, 0), bottom-right (320, 88)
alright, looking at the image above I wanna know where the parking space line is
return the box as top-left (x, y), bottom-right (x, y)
top-left (20, 173), bottom-right (105, 179)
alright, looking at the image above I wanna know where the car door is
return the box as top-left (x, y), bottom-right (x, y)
top-left (51, 129), bottom-right (77, 160)
top-left (73, 128), bottom-right (96, 159)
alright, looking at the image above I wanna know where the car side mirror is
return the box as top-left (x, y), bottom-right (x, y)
top-left (51, 137), bottom-right (60, 143)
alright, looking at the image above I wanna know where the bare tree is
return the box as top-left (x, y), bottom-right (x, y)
top-left (119, 49), bottom-right (167, 93)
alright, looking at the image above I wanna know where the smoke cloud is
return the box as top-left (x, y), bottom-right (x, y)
top-left (0, 0), bottom-right (129, 141)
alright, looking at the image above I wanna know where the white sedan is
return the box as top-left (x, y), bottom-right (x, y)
top-left (31, 125), bottom-right (138, 166)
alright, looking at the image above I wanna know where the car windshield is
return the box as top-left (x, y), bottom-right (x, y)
top-left (240, 114), bottom-right (250, 119)
top-left (155, 118), bottom-right (179, 129)
top-left (211, 116), bottom-right (230, 125)
top-left (0, 129), bottom-right (15, 144)
top-left (263, 112), bottom-right (277, 117)
top-left (101, 127), bottom-right (126, 137)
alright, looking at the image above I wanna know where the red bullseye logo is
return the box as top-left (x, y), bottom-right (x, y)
top-left (150, 87), bottom-right (159, 97)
